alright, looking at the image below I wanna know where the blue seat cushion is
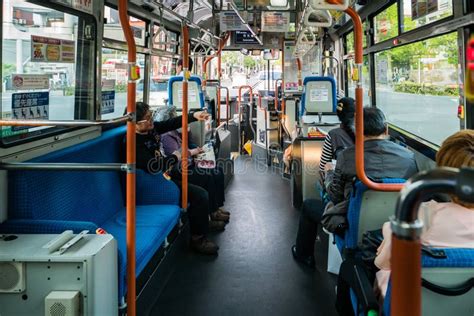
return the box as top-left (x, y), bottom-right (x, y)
top-left (101, 204), bottom-right (181, 298)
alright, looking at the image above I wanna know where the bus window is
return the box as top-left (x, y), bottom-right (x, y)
top-left (401, 0), bottom-right (453, 33)
top-left (375, 32), bottom-right (460, 145)
top-left (101, 48), bottom-right (145, 119)
top-left (374, 3), bottom-right (399, 44)
top-left (347, 55), bottom-right (370, 105)
top-left (1, 1), bottom-right (95, 144)
top-left (104, 6), bottom-right (146, 46)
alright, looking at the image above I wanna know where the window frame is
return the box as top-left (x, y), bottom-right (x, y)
top-left (339, 0), bottom-right (466, 148)
top-left (0, 0), bottom-right (98, 148)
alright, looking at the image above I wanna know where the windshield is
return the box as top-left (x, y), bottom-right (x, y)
top-left (258, 72), bottom-right (282, 80)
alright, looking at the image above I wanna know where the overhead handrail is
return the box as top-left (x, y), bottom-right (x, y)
top-left (304, 8), bottom-right (332, 27)
top-left (0, 114), bottom-right (132, 127)
top-left (153, 8), bottom-right (179, 48)
top-left (181, 24), bottom-right (190, 210)
top-left (117, 0), bottom-right (138, 315)
top-left (310, 0), bottom-right (349, 10)
top-left (390, 167), bottom-right (474, 316)
top-left (342, 4), bottom-right (403, 191)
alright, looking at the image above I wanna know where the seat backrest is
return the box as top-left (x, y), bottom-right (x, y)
top-left (300, 76), bottom-right (336, 116)
top-left (345, 179), bottom-right (405, 249)
top-left (168, 76), bottom-right (205, 110)
top-left (384, 248), bottom-right (474, 316)
top-left (8, 126), bottom-right (127, 225)
top-left (168, 76), bottom-right (209, 146)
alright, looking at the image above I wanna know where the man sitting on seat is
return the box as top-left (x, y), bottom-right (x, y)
top-left (291, 107), bottom-right (418, 268)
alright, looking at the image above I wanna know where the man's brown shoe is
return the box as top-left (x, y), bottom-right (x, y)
top-left (211, 211), bottom-right (230, 222)
top-left (190, 236), bottom-right (219, 255)
top-left (209, 220), bottom-right (226, 232)
top-left (217, 208), bottom-right (230, 216)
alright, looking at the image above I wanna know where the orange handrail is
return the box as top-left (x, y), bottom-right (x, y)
top-left (345, 7), bottom-right (403, 192)
top-left (181, 24), bottom-right (189, 210)
top-left (296, 58), bottom-right (303, 88)
top-left (217, 36), bottom-right (224, 126)
top-left (203, 32), bottom-right (229, 86)
top-left (118, 1), bottom-right (137, 315)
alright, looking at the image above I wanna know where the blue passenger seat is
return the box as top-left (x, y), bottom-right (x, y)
top-left (384, 248), bottom-right (474, 316)
top-left (336, 179), bottom-right (406, 255)
top-left (0, 126), bottom-right (181, 302)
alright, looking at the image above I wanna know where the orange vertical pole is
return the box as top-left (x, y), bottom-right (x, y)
top-left (391, 235), bottom-right (422, 316)
top-left (345, 7), bottom-right (403, 192)
top-left (281, 42), bottom-right (286, 117)
top-left (217, 37), bottom-right (223, 126)
top-left (181, 25), bottom-right (189, 210)
top-left (296, 58), bottom-right (303, 88)
top-left (118, 1), bottom-right (136, 315)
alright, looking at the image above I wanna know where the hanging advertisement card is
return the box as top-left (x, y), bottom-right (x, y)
top-left (261, 12), bottom-right (290, 32)
top-left (11, 74), bottom-right (50, 90)
top-left (73, 0), bottom-right (93, 14)
top-left (31, 36), bottom-right (76, 63)
top-left (219, 12), bottom-right (247, 32)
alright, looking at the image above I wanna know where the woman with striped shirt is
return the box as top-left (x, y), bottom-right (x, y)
top-left (319, 97), bottom-right (356, 174)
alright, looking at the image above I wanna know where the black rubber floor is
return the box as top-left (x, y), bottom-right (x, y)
top-left (150, 157), bottom-right (338, 316)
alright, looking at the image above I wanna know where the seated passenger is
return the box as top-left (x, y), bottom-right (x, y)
top-left (291, 107), bottom-right (418, 268)
top-left (374, 129), bottom-right (474, 298)
top-left (176, 57), bottom-right (193, 76)
top-left (130, 101), bottom-right (221, 255)
top-left (319, 97), bottom-right (355, 174)
top-left (160, 106), bottom-right (230, 222)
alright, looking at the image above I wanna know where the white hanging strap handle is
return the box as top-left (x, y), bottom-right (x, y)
top-left (304, 8), bottom-right (333, 27)
top-left (309, 0), bottom-right (349, 10)
top-left (153, 8), bottom-right (178, 47)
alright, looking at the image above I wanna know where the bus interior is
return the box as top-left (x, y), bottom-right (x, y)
top-left (0, 0), bottom-right (473, 315)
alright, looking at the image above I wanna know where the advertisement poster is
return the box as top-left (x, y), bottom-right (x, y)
top-left (31, 36), bottom-right (75, 63)
top-left (261, 12), bottom-right (290, 32)
top-left (73, 0), bottom-right (93, 14)
top-left (219, 12), bottom-right (247, 32)
top-left (12, 74), bottom-right (50, 90)
top-left (12, 92), bottom-right (49, 131)
top-left (411, 0), bottom-right (438, 20)
top-left (51, 0), bottom-right (93, 14)
top-left (101, 91), bottom-right (115, 114)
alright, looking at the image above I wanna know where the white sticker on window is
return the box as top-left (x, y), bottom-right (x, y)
top-left (310, 88), bottom-right (329, 102)
top-left (12, 74), bottom-right (50, 90)
top-left (177, 89), bottom-right (198, 104)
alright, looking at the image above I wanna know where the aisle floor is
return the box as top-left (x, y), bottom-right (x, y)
top-left (150, 157), bottom-right (338, 316)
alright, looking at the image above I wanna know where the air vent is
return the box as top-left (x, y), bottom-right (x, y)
top-left (45, 291), bottom-right (80, 316)
top-left (0, 262), bottom-right (25, 293)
